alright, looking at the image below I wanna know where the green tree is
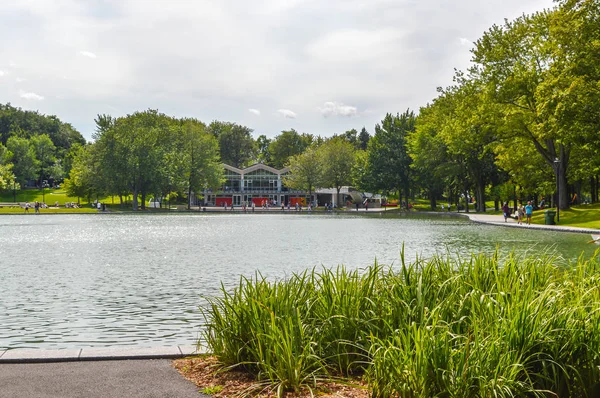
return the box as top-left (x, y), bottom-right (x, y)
top-left (116, 110), bottom-right (174, 210)
top-left (6, 136), bottom-right (37, 187)
top-left (269, 129), bottom-right (313, 169)
top-left (319, 137), bottom-right (356, 205)
top-left (30, 134), bottom-right (56, 187)
top-left (470, 5), bottom-right (598, 210)
top-left (64, 145), bottom-right (98, 203)
top-left (0, 144), bottom-right (17, 192)
top-left (365, 111), bottom-right (415, 206)
top-left (410, 104), bottom-right (452, 210)
top-left (342, 129), bottom-right (358, 147)
top-left (256, 134), bottom-right (272, 165)
top-left (283, 146), bottom-right (323, 204)
top-left (177, 119), bottom-right (224, 209)
top-left (358, 127), bottom-right (370, 151)
top-left (208, 121), bottom-right (256, 168)
top-left (93, 123), bottom-right (130, 206)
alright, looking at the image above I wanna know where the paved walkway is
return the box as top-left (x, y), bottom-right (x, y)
top-left (463, 212), bottom-right (600, 235)
top-left (0, 346), bottom-right (208, 397)
top-left (0, 359), bottom-right (208, 398)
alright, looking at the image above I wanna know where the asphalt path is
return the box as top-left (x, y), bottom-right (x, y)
top-left (0, 359), bottom-right (208, 398)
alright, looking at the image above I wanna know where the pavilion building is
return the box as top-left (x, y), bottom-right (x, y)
top-left (198, 163), bottom-right (364, 207)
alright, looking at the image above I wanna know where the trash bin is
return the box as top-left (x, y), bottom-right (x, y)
top-left (544, 210), bottom-right (556, 225)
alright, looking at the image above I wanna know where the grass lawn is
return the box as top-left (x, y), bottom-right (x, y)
top-left (530, 203), bottom-right (600, 229)
top-left (0, 188), bottom-right (137, 214)
top-left (0, 188), bottom-right (87, 206)
top-left (0, 206), bottom-right (98, 214)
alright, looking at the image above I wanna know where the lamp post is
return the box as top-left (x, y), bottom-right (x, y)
top-left (554, 158), bottom-right (560, 223)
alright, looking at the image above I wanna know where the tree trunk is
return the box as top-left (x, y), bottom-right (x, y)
top-left (556, 161), bottom-right (568, 211)
top-left (188, 184), bottom-right (192, 210)
top-left (475, 179), bottom-right (486, 212)
top-left (141, 191), bottom-right (146, 210)
top-left (429, 192), bottom-right (437, 210)
top-left (464, 190), bottom-right (470, 213)
top-left (398, 185), bottom-right (403, 209)
top-left (132, 188), bottom-right (139, 210)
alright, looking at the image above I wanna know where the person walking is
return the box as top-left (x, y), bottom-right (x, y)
top-left (517, 204), bottom-right (524, 225)
top-left (525, 201), bottom-right (533, 225)
top-left (502, 202), bottom-right (510, 222)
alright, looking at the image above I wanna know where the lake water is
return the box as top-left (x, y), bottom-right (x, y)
top-left (0, 212), bottom-right (596, 349)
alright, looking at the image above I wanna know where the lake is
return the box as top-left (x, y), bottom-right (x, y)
top-left (0, 212), bottom-right (596, 349)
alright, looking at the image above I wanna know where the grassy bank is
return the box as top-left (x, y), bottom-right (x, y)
top-left (201, 251), bottom-right (600, 396)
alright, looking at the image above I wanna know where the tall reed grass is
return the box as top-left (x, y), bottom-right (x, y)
top-left (200, 250), bottom-right (600, 397)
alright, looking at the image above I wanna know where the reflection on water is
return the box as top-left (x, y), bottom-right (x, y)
top-left (0, 213), bottom-right (596, 349)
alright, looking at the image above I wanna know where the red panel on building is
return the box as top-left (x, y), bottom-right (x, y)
top-left (251, 197), bottom-right (269, 206)
top-left (216, 197), bottom-right (232, 207)
top-left (290, 197), bottom-right (306, 206)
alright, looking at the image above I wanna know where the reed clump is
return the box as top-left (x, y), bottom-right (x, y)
top-left (200, 250), bottom-right (600, 397)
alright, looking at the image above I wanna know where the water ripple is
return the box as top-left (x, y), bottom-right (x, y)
top-left (0, 213), bottom-right (594, 349)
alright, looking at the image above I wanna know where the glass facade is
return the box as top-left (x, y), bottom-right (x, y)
top-left (244, 169), bottom-right (278, 192)
top-left (205, 164), bottom-right (314, 206)
top-left (222, 169), bottom-right (241, 192)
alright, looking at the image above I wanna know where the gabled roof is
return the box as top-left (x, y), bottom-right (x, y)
top-left (223, 164), bottom-right (243, 174)
top-left (244, 163), bottom-right (281, 175)
top-left (222, 163), bottom-right (287, 176)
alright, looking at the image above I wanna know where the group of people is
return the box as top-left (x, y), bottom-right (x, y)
top-left (23, 201), bottom-right (48, 213)
top-left (502, 201), bottom-right (534, 225)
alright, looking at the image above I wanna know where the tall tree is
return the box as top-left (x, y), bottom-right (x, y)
top-left (283, 146), bottom-right (323, 204)
top-left (0, 144), bottom-right (17, 192)
top-left (208, 121), bottom-right (256, 168)
top-left (6, 136), bottom-right (37, 187)
top-left (64, 145), bottom-right (99, 203)
top-left (410, 104), bottom-right (452, 210)
top-left (319, 137), bottom-right (356, 205)
top-left (365, 111), bottom-right (415, 206)
top-left (358, 127), bottom-right (370, 150)
top-left (342, 129), bottom-right (358, 148)
top-left (470, 4), bottom-right (599, 210)
top-left (30, 134), bottom-right (56, 186)
top-left (269, 129), bottom-right (313, 169)
top-left (176, 119), bottom-right (224, 209)
top-left (256, 134), bottom-right (272, 165)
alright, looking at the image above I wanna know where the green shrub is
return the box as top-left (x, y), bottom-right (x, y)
top-left (200, 250), bottom-right (600, 396)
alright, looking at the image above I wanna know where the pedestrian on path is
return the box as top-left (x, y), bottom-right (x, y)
top-left (517, 205), bottom-right (524, 225)
top-left (502, 202), bottom-right (510, 222)
top-left (525, 201), bottom-right (533, 225)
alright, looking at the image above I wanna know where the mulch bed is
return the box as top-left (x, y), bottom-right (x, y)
top-left (173, 356), bottom-right (369, 397)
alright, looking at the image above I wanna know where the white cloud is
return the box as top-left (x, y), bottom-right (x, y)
top-left (319, 101), bottom-right (358, 117)
top-left (16, 77), bottom-right (26, 83)
top-left (248, 108), bottom-right (261, 116)
top-left (0, 70), bottom-right (5, 77)
top-left (79, 51), bottom-right (97, 58)
top-left (19, 90), bottom-right (44, 101)
top-left (0, 0), bottom-right (556, 140)
top-left (278, 109), bottom-right (297, 119)
top-left (459, 37), bottom-right (471, 46)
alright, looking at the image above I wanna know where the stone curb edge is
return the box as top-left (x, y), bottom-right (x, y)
top-left (0, 346), bottom-right (208, 364)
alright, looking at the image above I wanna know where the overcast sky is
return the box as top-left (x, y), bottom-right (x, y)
top-left (1, 0), bottom-right (555, 141)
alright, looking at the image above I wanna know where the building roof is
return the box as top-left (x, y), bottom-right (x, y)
top-left (222, 163), bottom-right (289, 176)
